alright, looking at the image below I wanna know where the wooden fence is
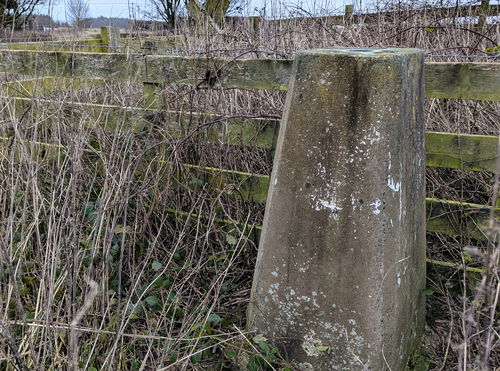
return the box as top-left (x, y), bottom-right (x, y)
top-left (270, 2), bottom-right (499, 26)
top-left (0, 27), bottom-right (499, 368)
top-left (0, 30), bottom-right (498, 249)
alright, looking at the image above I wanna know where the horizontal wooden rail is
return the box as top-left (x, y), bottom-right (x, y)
top-left (0, 133), bottom-right (496, 240)
top-left (426, 131), bottom-right (498, 172)
top-left (1, 38), bottom-right (104, 53)
top-left (0, 50), bottom-right (498, 100)
top-left (167, 207), bottom-right (491, 273)
top-left (425, 63), bottom-right (500, 101)
top-left (275, 4), bottom-right (500, 26)
top-left (180, 164), bottom-right (499, 240)
top-left (3, 97), bottom-right (498, 173)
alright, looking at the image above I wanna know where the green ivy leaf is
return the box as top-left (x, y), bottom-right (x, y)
top-left (247, 356), bottom-right (262, 371)
top-left (189, 177), bottom-right (204, 186)
top-left (207, 313), bottom-right (221, 325)
top-left (191, 352), bottom-right (202, 364)
top-left (169, 352), bottom-right (178, 362)
top-left (151, 261), bottom-right (163, 271)
top-left (423, 288), bottom-right (435, 296)
top-left (145, 296), bottom-right (159, 307)
top-left (258, 341), bottom-right (270, 353)
top-left (84, 202), bottom-right (95, 217)
top-left (253, 334), bottom-right (267, 343)
top-left (225, 234), bottom-right (237, 245)
top-left (110, 244), bottom-right (120, 258)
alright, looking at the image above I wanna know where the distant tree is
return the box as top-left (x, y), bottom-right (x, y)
top-left (1, 0), bottom-right (46, 29)
top-left (146, 0), bottom-right (183, 29)
top-left (147, 0), bottom-right (238, 29)
top-left (66, 0), bottom-right (90, 28)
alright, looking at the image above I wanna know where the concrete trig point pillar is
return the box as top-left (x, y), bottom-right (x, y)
top-left (248, 48), bottom-right (426, 370)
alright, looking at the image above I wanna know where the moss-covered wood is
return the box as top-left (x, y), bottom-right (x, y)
top-left (5, 97), bottom-right (280, 147)
top-left (1, 38), bottom-right (103, 53)
top-left (0, 50), bottom-right (498, 100)
top-left (1, 77), bottom-right (105, 97)
top-left (4, 97), bottom-right (497, 171)
top-left (426, 131), bottom-right (498, 172)
top-left (177, 166), bottom-right (499, 240)
top-left (425, 198), bottom-right (498, 240)
top-left (0, 132), bottom-right (497, 239)
top-left (100, 27), bottom-right (121, 53)
top-left (178, 164), bottom-right (270, 203)
top-left (167, 207), bottom-right (491, 274)
top-left (425, 62), bottom-right (500, 101)
top-left (271, 4), bottom-right (499, 26)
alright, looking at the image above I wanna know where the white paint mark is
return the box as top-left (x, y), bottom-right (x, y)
top-left (387, 178), bottom-right (401, 192)
top-left (370, 199), bottom-right (382, 215)
top-left (318, 199), bottom-right (343, 213)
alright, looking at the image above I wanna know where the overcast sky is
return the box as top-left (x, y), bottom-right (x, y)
top-left (37, 0), bottom-right (381, 21)
top-left (39, 0), bottom-right (145, 21)
top-left (37, 0), bottom-right (496, 21)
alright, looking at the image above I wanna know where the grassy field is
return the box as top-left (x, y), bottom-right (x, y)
top-left (0, 1), bottom-right (499, 370)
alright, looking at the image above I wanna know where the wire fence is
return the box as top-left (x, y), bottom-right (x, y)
top-left (0, 41), bottom-right (499, 60)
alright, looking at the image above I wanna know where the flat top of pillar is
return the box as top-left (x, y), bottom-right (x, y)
top-left (303, 48), bottom-right (421, 57)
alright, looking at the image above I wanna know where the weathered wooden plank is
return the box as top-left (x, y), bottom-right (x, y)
top-left (1, 77), bottom-right (105, 97)
top-left (0, 50), bottom-right (498, 100)
top-left (0, 38), bottom-right (103, 53)
top-left (178, 164), bottom-right (271, 203)
top-left (142, 55), bottom-right (293, 89)
top-left (425, 63), bottom-right (500, 101)
top-left (273, 5), bottom-right (500, 26)
top-left (167, 207), bottom-right (491, 274)
top-left (4, 98), bottom-right (498, 171)
top-left (1, 134), bottom-right (497, 239)
top-left (426, 131), bottom-right (498, 172)
top-left (2, 97), bottom-right (280, 147)
top-left (0, 50), bottom-right (146, 80)
top-left (100, 27), bottom-right (120, 53)
top-left (425, 198), bottom-right (498, 240)
top-left (358, 4), bottom-right (499, 24)
top-left (180, 165), bottom-right (499, 240)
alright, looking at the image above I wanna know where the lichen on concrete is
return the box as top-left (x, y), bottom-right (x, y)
top-left (248, 48), bottom-right (426, 370)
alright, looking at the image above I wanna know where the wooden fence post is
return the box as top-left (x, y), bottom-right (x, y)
top-left (100, 26), bottom-right (121, 53)
top-left (141, 43), bottom-right (162, 109)
top-left (345, 4), bottom-right (354, 24)
top-left (248, 48), bottom-right (426, 370)
top-left (477, 0), bottom-right (490, 31)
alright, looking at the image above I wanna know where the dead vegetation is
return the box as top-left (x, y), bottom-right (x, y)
top-left (0, 0), bottom-right (498, 369)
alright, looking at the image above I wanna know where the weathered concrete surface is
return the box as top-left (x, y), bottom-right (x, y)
top-left (247, 48), bottom-right (426, 370)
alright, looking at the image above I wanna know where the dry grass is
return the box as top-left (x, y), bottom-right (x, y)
top-left (0, 0), bottom-right (498, 369)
